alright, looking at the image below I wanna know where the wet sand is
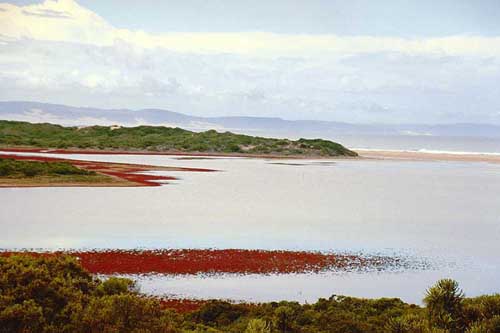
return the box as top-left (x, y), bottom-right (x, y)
top-left (357, 149), bottom-right (500, 163)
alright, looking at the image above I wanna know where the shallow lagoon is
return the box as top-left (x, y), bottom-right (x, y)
top-left (1, 152), bottom-right (500, 304)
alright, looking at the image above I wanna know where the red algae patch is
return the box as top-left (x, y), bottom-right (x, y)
top-left (0, 153), bottom-right (216, 187)
top-left (0, 249), bottom-right (403, 275)
top-left (159, 298), bottom-right (258, 313)
top-left (159, 298), bottom-right (208, 313)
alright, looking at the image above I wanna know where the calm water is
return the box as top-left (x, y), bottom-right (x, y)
top-left (1, 152), bottom-right (500, 304)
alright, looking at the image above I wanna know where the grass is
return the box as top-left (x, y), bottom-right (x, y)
top-left (0, 120), bottom-right (358, 157)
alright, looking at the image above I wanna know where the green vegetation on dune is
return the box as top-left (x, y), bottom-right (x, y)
top-left (0, 158), bottom-right (95, 178)
top-left (0, 120), bottom-right (357, 157)
top-left (2, 255), bottom-right (500, 333)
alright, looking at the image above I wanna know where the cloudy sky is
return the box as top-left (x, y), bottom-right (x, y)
top-left (1, 0), bottom-right (500, 124)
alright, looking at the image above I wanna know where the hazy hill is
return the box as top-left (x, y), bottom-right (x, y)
top-left (1, 101), bottom-right (499, 138)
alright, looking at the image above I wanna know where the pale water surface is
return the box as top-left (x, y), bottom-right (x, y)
top-left (1, 152), bottom-right (500, 304)
top-left (330, 134), bottom-right (500, 154)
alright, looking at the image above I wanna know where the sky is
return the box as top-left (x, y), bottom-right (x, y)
top-left (1, 0), bottom-right (500, 124)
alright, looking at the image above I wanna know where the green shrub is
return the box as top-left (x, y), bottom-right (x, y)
top-left (0, 255), bottom-right (182, 333)
top-left (424, 279), bottom-right (465, 332)
top-left (245, 318), bottom-right (271, 333)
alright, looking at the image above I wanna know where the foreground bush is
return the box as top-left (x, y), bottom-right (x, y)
top-left (0, 256), bottom-right (179, 333)
top-left (1, 255), bottom-right (500, 332)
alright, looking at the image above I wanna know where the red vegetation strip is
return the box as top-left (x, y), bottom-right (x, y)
top-left (0, 153), bottom-right (216, 187)
top-left (0, 249), bottom-right (398, 275)
top-left (159, 298), bottom-right (208, 313)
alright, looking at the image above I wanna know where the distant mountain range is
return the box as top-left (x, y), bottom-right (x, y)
top-left (1, 101), bottom-right (499, 139)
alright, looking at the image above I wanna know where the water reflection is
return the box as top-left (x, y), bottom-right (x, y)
top-left (1, 152), bottom-right (500, 302)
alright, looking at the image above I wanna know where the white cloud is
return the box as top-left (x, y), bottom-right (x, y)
top-left (1, 0), bottom-right (500, 57)
top-left (0, 0), bottom-right (500, 124)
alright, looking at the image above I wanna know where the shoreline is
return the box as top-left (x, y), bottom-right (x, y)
top-left (356, 149), bottom-right (500, 163)
top-left (3, 147), bottom-right (499, 166)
